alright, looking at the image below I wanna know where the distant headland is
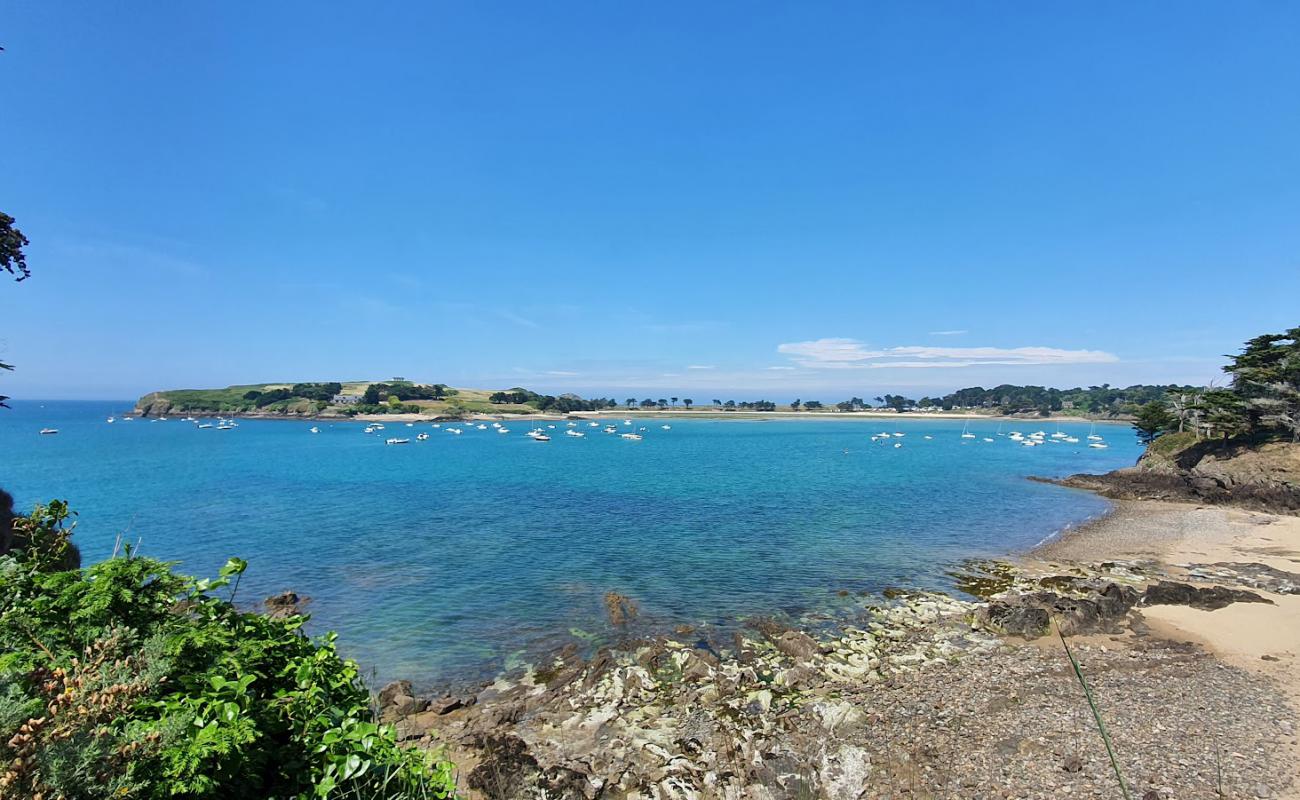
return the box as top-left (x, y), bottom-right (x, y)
top-left (134, 380), bottom-right (1200, 421)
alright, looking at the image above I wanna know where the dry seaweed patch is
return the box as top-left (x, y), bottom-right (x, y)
top-left (385, 575), bottom-right (1297, 799)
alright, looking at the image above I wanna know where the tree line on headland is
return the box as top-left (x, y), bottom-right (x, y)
top-left (1130, 328), bottom-right (1300, 447)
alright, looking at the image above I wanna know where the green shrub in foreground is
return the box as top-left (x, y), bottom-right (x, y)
top-left (0, 501), bottom-right (456, 799)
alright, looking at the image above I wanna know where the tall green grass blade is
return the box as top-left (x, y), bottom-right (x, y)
top-left (1056, 622), bottom-right (1132, 800)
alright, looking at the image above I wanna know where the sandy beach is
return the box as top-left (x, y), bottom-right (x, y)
top-left (1037, 500), bottom-right (1300, 795)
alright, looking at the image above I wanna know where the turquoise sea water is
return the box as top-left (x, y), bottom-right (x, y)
top-left (1, 401), bottom-right (1140, 687)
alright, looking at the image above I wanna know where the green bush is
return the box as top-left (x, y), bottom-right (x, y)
top-left (0, 501), bottom-right (457, 800)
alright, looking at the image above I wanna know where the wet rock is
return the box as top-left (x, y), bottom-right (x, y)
top-left (582, 650), bottom-right (616, 689)
top-left (428, 694), bottom-right (471, 715)
top-left (1027, 583), bottom-right (1138, 635)
top-left (378, 679), bottom-right (413, 707)
top-left (746, 616), bottom-right (792, 638)
top-left (1185, 562), bottom-right (1300, 594)
top-left (604, 591), bottom-right (639, 624)
top-left (263, 590), bottom-right (308, 619)
top-left (1140, 580), bottom-right (1273, 610)
top-left (380, 694), bottom-right (428, 722)
top-left (975, 583), bottom-right (1137, 639)
top-left (377, 679), bottom-right (428, 722)
top-left (977, 602), bottom-right (1051, 639)
top-left (772, 630), bottom-right (821, 660)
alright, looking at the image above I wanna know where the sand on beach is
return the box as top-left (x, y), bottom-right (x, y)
top-left (1037, 500), bottom-right (1300, 797)
top-left (1037, 501), bottom-right (1300, 669)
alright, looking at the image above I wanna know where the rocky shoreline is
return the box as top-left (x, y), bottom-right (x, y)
top-left (1045, 439), bottom-right (1300, 516)
top-left (374, 533), bottom-right (1300, 799)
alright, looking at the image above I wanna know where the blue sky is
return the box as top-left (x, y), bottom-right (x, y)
top-left (2, 2), bottom-right (1298, 401)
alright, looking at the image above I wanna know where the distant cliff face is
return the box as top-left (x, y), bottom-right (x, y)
top-left (135, 392), bottom-right (174, 418)
top-left (1056, 435), bottom-right (1300, 514)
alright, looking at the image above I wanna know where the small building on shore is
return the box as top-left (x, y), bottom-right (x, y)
top-left (332, 394), bottom-right (362, 405)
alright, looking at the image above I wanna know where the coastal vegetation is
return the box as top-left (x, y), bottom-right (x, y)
top-left (0, 500), bottom-right (456, 800)
top-left (488, 388), bottom-right (619, 413)
top-left (1130, 327), bottom-right (1300, 446)
top-left (1, 210), bottom-right (31, 408)
top-left (136, 382), bottom-right (619, 419)
top-left (135, 374), bottom-right (1221, 422)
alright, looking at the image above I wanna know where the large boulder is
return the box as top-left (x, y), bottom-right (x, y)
top-left (977, 602), bottom-right (1051, 639)
top-left (772, 630), bottom-right (822, 661)
top-left (976, 582), bottom-right (1138, 639)
top-left (376, 679), bottom-right (428, 721)
top-left (1140, 580), bottom-right (1273, 610)
top-left (263, 591), bottom-right (307, 619)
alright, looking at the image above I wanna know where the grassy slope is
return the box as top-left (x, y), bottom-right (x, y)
top-left (140, 383), bottom-right (537, 415)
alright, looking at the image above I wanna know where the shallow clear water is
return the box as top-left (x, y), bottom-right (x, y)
top-left (2, 401), bottom-right (1139, 686)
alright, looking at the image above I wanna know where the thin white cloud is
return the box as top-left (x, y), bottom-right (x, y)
top-left (765, 366), bottom-right (796, 371)
top-left (544, 370), bottom-right (579, 377)
top-left (686, 365), bottom-right (716, 370)
top-left (928, 329), bottom-right (968, 336)
top-left (57, 240), bottom-right (210, 279)
top-left (777, 338), bottom-right (1118, 369)
top-left (643, 320), bottom-right (725, 334)
top-left (497, 310), bottom-right (541, 329)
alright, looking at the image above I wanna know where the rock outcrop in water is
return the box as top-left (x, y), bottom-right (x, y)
top-left (1050, 437), bottom-right (1300, 514)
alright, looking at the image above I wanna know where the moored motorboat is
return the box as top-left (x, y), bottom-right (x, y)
top-left (385, 437), bottom-right (410, 445)
top-left (39, 428), bottom-right (58, 435)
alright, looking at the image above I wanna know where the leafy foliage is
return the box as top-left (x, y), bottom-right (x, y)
top-left (489, 388), bottom-right (617, 412)
top-left (1131, 401), bottom-right (1175, 445)
top-left (1223, 328), bottom-right (1300, 441)
top-left (925, 383), bottom-right (1198, 416)
top-left (1121, 327), bottom-right (1299, 447)
top-left (363, 383), bottom-right (447, 404)
top-left (1, 210), bottom-right (32, 407)
top-left (0, 212), bottom-right (29, 283)
top-left (0, 502), bottom-right (457, 800)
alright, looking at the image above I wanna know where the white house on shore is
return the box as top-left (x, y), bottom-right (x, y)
top-left (332, 394), bottom-right (362, 405)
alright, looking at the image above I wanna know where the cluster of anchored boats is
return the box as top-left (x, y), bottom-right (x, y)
top-left (100, 415), bottom-right (240, 430)
top-left (870, 421), bottom-right (1108, 449)
top-left (366, 418), bottom-right (673, 445)
top-left (58, 417), bottom-right (1109, 452)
